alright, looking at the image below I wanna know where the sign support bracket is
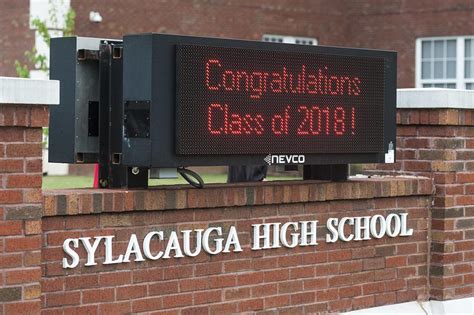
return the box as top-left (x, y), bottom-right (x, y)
top-left (303, 165), bottom-right (348, 181)
top-left (98, 42), bottom-right (148, 189)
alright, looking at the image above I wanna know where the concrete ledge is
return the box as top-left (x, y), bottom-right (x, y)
top-left (397, 88), bottom-right (474, 109)
top-left (344, 297), bottom-right (474, 315)
top-left (0, 76), bottom-right (59, 105)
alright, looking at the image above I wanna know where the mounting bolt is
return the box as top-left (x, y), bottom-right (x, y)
top-left (99, 178), bottom-right (108, 188)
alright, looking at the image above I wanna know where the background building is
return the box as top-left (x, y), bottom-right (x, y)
top-left (0, 0), bottom-right (473, 89)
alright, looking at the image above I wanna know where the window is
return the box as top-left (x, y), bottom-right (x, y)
top-left (263, 34), bottom-right (317, 46)
top-left (416, 36), bottom-right (474, 90)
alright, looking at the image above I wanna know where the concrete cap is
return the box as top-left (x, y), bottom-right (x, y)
top-left (0, 76), bottom-right (59, 105)
top-left (397, 88), bottom-right (474, 109)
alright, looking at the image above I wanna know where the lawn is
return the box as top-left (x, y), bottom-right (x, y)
top-left (42, 174), bottom-right (301, 189)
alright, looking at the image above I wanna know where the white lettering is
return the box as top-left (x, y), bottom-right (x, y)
top-left (280, 222), bottom-right (299, 248)
top-left (300, 221), bottom-right (318, 246)
top-left (62, 238), bottom-right (80, 268)
top-left (163, 231), bottom-right (184, 258)
top-left (353, 216), bottom-right (371, 241)
top-left (370, 215), bottom-right (386, 238)
top-left (399, 213), bottom-right (414, 236)
top-left (326, 218), bottom-right (339, 243)
top-left (183, 229), bottom-right (203, 257)
top-left (123, 234), bottom-right (145, 262)
top-left (223, 226), bottom-right (242, 253)
top-left (203, 227), bottom-right (223, 255)
top-left (338, 217), bottom-right (354, 241)
top-left (103, 236), bottom-right (124, 264)
top-left (80, 236), bottom-right (104, 266)
top-left (143, 231), bottom-right (164, 260)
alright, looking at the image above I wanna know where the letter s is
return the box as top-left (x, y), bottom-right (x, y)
top-left (326, 218), bottom-right (339, 243)
top-left (63, 238), bottom-right (80, 269)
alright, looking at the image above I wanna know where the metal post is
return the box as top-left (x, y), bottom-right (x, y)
top-left (303, 164), bottom-right (349, 181)
top-left (98, 42), bottom-right (148, 189)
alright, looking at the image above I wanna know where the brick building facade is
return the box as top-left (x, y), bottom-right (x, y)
top-left (1, 0), bottom-right (473, 88)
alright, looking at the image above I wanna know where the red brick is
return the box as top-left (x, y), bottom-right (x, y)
top-left (65, 274), bottom-right (98, 290)
top-left (132, 297), bottom-right (163, 313)
top-left (4, 301), bottom-right (41, 314)
top-left (99, 271), bottom-right (132, 286)
top-left (209, 275), bottom-right (236, 289)
top-left (316, 289), bottom-right (339, 302)
top-left (194, 290), bottom-right (222, 305)
top-left (339, 285), bottom-right (362, 298)
top-left (5, 235), bottom-right (41, 252)
top-left (6, 143), bottom-right (41, 157)
top-left (328, 299), bottom-right (352, 312)
top-left (55, 305), bottom-right (95, 315)
top-left (162, 293), bottom-right (193, 308)
top-left (224, 287), bottom-right (251, 300)
top-left (30, 106), bottom-right (49, 127)
top-left (290, 292), bottom-right (315, 305)
top-left (46, 291), bottom-right (81, 307)
top-left (0, 253), bottom-right (22, 268)
top-left (252, 283), bottom-right (277, 298)
top-left (0, 190), bottom-right (23, 204)
top-left (24, 128), bottom-right (42, 142)
top-left (25, 158), bottom-right (42, 172)
top-left (375, 292), bottom-right (396, 306)
top-left (0, 159), bottom-right (23, 173)
top-left (289, 266), bottom-right (315, 279)
top-left (386, 256), bottom-right (407, 268)
top-left (82, 288), bottom-right (115, 303)
top-left (41, 278), bottom-right (64, 292)
top-left (264, 295), bottom-right (290, 308)
top-left (263, 269), bottom-right (289, 282)
top-left (24, 219), bottom-right (41, 235)
top-left (352, 295), bottom-right (375, 310)
top-left (237, 272), bottom-right (264, 286)
top-left (180, 278), bottom-right (209, 292)
top-left (238, 298), bottom-right (264, 312)
top-left (98, 302), bottom-right (131, 314)
top-left (0, 220), bottom-right (22, 236)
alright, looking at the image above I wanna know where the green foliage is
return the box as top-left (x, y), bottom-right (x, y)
top-left (14, 60), bottom-right (30, 78)
top-left (64, 9), bottom-right (76, 36)
top-left (14, 6), bottom-right (76, 78)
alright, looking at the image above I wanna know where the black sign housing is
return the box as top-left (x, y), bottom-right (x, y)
top-left (122, 33), bottom-right (396, 168)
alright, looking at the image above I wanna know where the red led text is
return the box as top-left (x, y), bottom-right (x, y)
top-left (207, 104), bottom-right (357, 137)
top-left (205, 59), bottom-right (361, 99)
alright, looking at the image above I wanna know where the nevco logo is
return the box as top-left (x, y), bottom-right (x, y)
top-left (264, 154), bottom-right (305, 165)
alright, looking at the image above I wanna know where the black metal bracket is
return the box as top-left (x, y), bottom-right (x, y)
top-left (98, 42), bottom-right (148, 189)
top-left (303, 164), bottom-right (348, 181)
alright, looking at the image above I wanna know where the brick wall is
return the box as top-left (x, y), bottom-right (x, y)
top-left (372, 108), bottom-right (474, 300)
top-left (41, 179), bottom-right (432, 314)
top-left (70, 0), bottom-right (474, 88)
top-left (1, 0), bottom-right (473, 87)
top-left (0, 104), bottom-right (49, 314)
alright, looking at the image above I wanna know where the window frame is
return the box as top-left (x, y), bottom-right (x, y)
top-left (416, 36), bottom-right (474, 89)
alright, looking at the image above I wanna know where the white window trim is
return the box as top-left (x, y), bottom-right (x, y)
top-left (416, 36), bottom-right (474, 89)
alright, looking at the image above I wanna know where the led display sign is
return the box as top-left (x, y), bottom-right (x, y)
top-left (176, 45), bottom-right (385, 155)
top-left (121, 34), bottom-right (396, 167)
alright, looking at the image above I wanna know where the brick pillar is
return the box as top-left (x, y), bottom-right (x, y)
top-left (0, 104), bottom-right (49, 314)
top-left (372, 89), bottom-right (474, 300)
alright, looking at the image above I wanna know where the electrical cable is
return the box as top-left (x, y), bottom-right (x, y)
top-left (178, 167), bottom-right (204, 188)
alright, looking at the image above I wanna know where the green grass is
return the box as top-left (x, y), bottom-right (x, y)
top-left (42, 174), bottom-right (301, 189)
